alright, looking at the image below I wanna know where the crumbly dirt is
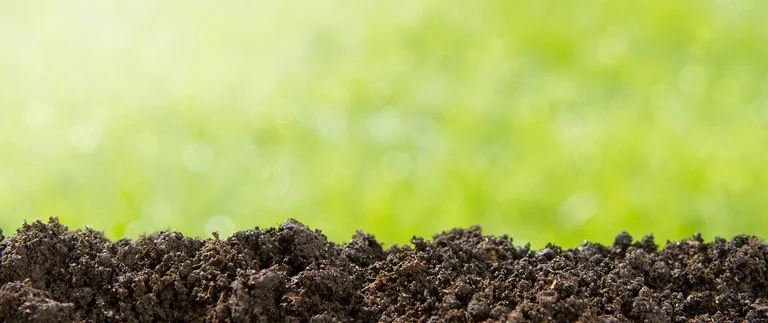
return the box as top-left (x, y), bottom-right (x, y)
top-left (1, 218), bottom-right (767, 322)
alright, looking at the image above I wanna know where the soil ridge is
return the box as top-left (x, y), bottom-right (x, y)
top-left (1, 218), bottom-right (767, 322)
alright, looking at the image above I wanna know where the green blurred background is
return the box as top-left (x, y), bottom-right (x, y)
top-left (2, 1), bottom-right (768, 248)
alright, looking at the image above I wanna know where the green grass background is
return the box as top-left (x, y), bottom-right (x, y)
top-left (2, 1), bottom-right (768, 248)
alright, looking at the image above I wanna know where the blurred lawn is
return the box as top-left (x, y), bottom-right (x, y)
top-left (2, 1), bottom-right (768, 248)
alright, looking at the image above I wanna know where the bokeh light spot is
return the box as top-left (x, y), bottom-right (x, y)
top-left (367, 109), bottom-right (402, 144)
top-left (596, 34), bottom-right (627, 65)
top-left (558, 191), bottom-right (597, 227)
top-left (68, 121), bottom-right (102, 153)
top-left (23, 102), bottom-right (54, 129)
top-left (182, 142), bottom-right (214, 173)
top-left (205, 215), bottom-right (236, 238)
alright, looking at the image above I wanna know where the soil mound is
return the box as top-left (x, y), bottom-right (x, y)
top-left (1, 218), bottom-right (767, 322)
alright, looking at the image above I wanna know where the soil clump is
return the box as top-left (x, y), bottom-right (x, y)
top-left (1, 218), bottom-right (767, 322)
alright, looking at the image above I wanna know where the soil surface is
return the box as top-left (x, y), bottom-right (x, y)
top-left (1, 218), bottom-right (767, 322)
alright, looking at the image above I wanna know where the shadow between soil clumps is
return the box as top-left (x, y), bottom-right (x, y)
top-left (1, 218), bottom-right (767, 322)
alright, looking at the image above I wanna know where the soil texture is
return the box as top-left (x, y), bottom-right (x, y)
top-left (1, 218), bottom-right (767, 322)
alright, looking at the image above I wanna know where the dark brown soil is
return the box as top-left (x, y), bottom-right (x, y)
top-left (1, 218), bottom-right (767, 322)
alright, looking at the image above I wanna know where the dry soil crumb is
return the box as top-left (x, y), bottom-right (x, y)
top-left (1, 218), bottom-right (767, 322)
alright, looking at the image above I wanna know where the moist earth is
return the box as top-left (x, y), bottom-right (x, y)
top-left (1, 218), bottom-right (767, 322)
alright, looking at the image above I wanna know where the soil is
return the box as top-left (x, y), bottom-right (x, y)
top-left (1, 218), bottom-right (767, 322)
